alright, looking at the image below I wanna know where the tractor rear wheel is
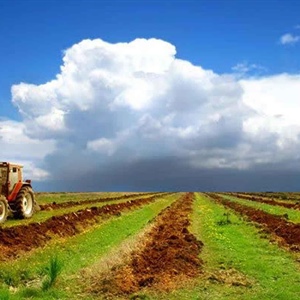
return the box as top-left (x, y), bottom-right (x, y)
top-left (0, 196), bottom-right (8, 224)
top-left (13, 186), bottom-right (35, 219)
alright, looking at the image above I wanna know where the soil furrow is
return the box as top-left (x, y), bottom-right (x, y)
top-left (0, 194), bottom-right (168, 260)
top-left (244, 192), bottom-right (300, 202)
top-left (206, 193), bottom-right (300, 251)
top-left (39, 192), bottom-right (165, 211)
top-left (222, 192), bottom-right (300, 210)
top-left (90, 192), bottom-right (203, 297)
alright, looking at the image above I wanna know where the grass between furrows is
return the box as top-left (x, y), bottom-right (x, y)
top-left (219, 194), bottom-right (300, 223)
top-left (0, 193), bottom-right (180, 300)
top-left (243, 192), bottom-right (300, 202)
top-left (35, 192), bottom-right (126, 204)
top-left (3, 193), bottom-right (158, 228)
top-left (233, 193), bottom-right (300, 204)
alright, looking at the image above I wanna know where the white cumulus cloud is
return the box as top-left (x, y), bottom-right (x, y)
top-left (242, 75), bottom-right (300, 143)
top-left (279, 33), bottom-right (300, 45)
top-left (0, 119), bottom-right (55, 180)
top-left (4, 37), bottom-right (300, 190)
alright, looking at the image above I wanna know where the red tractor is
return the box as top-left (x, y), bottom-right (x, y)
top-left (0, 162), bottom-right (37, 224)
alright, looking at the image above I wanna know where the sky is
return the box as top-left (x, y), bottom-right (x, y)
top-left (1, 0), bottom-right (300, 191)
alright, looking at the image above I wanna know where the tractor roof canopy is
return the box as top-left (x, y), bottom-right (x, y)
top-left (0, 162), bottom-right (23, 168)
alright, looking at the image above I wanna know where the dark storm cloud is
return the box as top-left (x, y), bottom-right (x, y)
top-left (36, 156), bottom-right (300, 192)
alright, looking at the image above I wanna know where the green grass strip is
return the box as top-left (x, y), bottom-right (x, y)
top-left (220, 194), bottom-right (300, 223)
top-left (35, 192), bottom-right (122, 204)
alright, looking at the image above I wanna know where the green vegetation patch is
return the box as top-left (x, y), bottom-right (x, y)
top-left (35, 192), bottom-right (121, 205)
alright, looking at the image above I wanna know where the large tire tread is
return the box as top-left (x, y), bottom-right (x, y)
top-left (13, 186), bottom-right (35, 219)
top-left (0, 196), bottom-right (8, 224)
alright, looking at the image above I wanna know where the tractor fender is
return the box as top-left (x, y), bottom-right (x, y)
top-left (7, 182), bottom-right (32, 202)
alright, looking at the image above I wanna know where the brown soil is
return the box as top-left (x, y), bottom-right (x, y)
top-left (222, 193), bottom-right (300, 210)
top-left (207, 193), bottom-right (300, 251)
top-left (90, 192), bottom-right (203, 297)
top-left (0, 194), bottom-right (166, 260)
top-left (39, 192), bottom-right (164, 211)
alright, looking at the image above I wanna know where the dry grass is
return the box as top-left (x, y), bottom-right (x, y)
top-left (78, 222), bottom-right (156, 298)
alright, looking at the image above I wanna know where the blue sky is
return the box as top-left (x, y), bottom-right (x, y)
top-left (1, 0), bottom-right (300, 191)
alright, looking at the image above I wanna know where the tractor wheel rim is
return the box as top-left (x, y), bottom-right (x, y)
top-left (23, 195), bottom-right (33, 215)
top-left (0, 202), bottom-right (5, 219)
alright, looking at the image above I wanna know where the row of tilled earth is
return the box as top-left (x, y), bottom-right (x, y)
top-left (244, 192), bottom-right (300, 201)
top-left (0, 193), bottom-right (171, 260)
top-left (206, 193), bottom-right (300, 251)
top-left (88, 192), bottom-right (203, 297)
top-left (39, 192), bottom-right (163, 211)
top-left (222, 192), bottom-right (300, 210)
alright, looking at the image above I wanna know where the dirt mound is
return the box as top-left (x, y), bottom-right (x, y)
top-left (0, 194), bottom-right (165, 260)
top-left (92, 192), bottom-right (203, 296)
top-left (207, 193), bottom-right (300, 251)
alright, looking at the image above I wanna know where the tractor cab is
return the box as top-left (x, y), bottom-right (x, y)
top-left (0, 162), bottom-right (36, 224)
top-left (0, 162), bottom-right (24, 198)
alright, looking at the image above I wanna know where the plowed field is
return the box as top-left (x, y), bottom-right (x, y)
top-left (207, 193), bottom-right (300, 251)
top-left (0, 193), bottom-right (168, 260)
top-left (222, 192), bottom-right (300, 210)
top-left (1, 192), bottom-right (300, 300)
top-left (39, 192), bottom-right (163, 211)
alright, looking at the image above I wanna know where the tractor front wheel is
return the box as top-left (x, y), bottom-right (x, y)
top-left (13, 186), bottom-right (35, 219)
top-left (0, 196), bottom-right (8, 224)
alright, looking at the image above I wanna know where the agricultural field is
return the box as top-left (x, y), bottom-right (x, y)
top-left (0, 192), bottom-right (300, 299)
